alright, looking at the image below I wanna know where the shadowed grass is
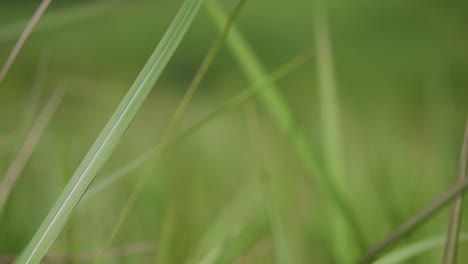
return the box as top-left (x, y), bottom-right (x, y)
top-left (443, 119), bottom-right (468, 264)
top-left (205, 0), bottom-right (367, 252)
top-left (16, 0), bottom-right (203, 262)
top-left (94, 0), bottom-right (248, 261)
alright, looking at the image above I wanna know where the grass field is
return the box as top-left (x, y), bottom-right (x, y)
top-left (0, 0), bottom-right (467, 263)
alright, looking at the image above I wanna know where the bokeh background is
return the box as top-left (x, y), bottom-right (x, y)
top-left (0, 0), bottom-right (467, 263)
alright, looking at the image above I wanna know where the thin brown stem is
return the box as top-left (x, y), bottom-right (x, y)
top-left (0, 0), bottom-right (52, 86)
top-left (443, 118), bottom-right (468, 264)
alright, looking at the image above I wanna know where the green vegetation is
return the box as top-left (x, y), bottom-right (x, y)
top-left (0, 0), bottom-right (467, 263)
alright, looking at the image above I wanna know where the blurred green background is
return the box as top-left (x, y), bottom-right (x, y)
top-left (0, 0), bottom-right (467, 263)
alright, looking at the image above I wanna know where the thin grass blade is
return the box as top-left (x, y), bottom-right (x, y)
top-left (185, 183), bottom-right (262, 264)
top-left (375, 233), bottom-right (468, 264)
top-left (443, 118), bottom-right (468, 264)
top-left (205, 0), bottom-right (367, 251)
top-left (18, 53), bottom-right (49, 136)
top-left (356, 175), bottom-right (468, 264)
top-left (16, 0), bottom-right (203, 262)
top-left (0, 86), bottom-right (65, 212)
top-left (0, 1), bottom-right (114, 44)
top-left (79, 51), bottom-right (311, 203)
top-left (245, 103), bottom-right (292, 264)
top-left (0, 0), bottom-right (52, 86)
top-left (313, 0), bottom-right (355, 260)
top-left (94, 0), bottom-right (248, 260)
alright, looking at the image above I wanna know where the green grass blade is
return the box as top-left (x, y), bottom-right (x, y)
top-left (374, 233), bottom-right (468, 264)
top-left (80, 149), bottom-right (152, 202)
top-left (0, 0), bottom-right (52, 86)
top-left (79, 51), bottom-right (311, 203)
top-left (313, 0), bottom-right (355, 260)
top-left (186, 183), bottom-right (262, 264)
top-left (153, 206), bottom-right (176, 264)
top-left (0, 86), bottom-right (64, 212)
top-left (15, 0), bottom-right (203, 263)
top-left (245, 103), bottom-right (292, 264)
top-left (205, 0), bottom-right (367, 251)
top-left (94, 0), bottom-right (248, 260)
top-left (176, 50), bottom-right (312, 144)
top-left (18, 53), bottom-right (49, 137)
top-left (356, 176), bottom-right (468, 264)
top-left (314, 0), bottom-right (344, 189)
top-left (443, 119), bottom-right (468, 264)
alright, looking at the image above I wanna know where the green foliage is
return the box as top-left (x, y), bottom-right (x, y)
top-left (15, 0), bottom-right (203, 262)
top-left (0, 0), bottom-right (467, 263)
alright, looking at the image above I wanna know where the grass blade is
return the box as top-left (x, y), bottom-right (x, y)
top-left (0, 86), bottom-right (65, 212)
top-left (356, 175), bottom-right (468, 264)
top-left (314, 0), bottom-right (344, 192)
top-left (185, 183), bottom-right (262, 264)
top-left (94, 0), bottom-right (248, 260)
top-left (0, 0), bottom-right (52, 86)
top-left (375, 233), bottom-right (468, 264)
top-left (313, 0), bottom-right (353, 260)
top-left (245, 103), bottom-right (292, 264)
top-left (16, 0), bottom-right (203, 262)
top-left (176, 50), bottom-right (312, 144)
top-left (80, 149), bottom-right (152, 202)
top-left (79, 51), bottom-right (311, 203)
top-left (153, 206), bottom-right (176, 264)
top-left (18, 54), bottom-right (49, 137)
top-left (443, 118), bottom-right (468, 264)
top-left (205, 0), bottom-right (367, 251)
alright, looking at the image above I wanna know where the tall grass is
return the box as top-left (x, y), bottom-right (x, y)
top-left (94, 0), bottom-right (248, 261)
top-left (16, 0), bottom-right (203, 262)
top-left (80, 50), bottom-right (311, 204)
top-left (205, 0), bottom-right (367, 254)
top-left (1, 1), bottom-right (466, 263)
top-left (443, 120), bottom-right (468, 264)
top-left (357, 175), bottom-right (468, 263)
